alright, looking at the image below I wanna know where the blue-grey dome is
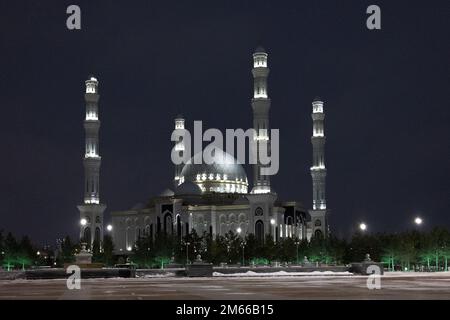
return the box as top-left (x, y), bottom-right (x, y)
top-left (254, 46), bottom-right (266, 54)
top-left (175, 181), bottom-right (202, 195)
top-left (179, 149), bottom-right (248, 194)
top-left (159, 188), bottom-right (174, 197)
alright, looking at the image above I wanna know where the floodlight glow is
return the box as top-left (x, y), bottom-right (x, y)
top-left (107, 224), bottom-right (113, 231)
top-left (270, 219), bottom-right (276, 225)
top-left (359, 223), bottom-right (367, 231)
top-left (414, 217), bottom-right (423, 225)
top-left (127, 246), bottom-right (132, 251)
top-left (237, 227), bottom-right (242, 234)
top-left (80, 218), bottom-right (87, 226)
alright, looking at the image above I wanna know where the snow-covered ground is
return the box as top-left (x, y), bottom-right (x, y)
top-left (213, 270), bottom-right (353, 277)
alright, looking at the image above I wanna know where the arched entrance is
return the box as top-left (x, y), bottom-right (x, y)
top-left (255, 220), bottom-right (264, 244)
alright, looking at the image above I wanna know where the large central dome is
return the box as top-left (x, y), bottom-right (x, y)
top-left (180, 149), bottom-right (248, 194)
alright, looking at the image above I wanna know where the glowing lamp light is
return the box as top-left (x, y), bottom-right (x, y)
top-left (414, 217), bottom-right (423, 225)
top-left (80, 218), bottom-right (87, 226)
top-left (236, 227), bottom-right (242, 234)
top-left (36, 251), bottom-right (40, 256)
top-left (270, 219), bottom-right (276, 225)
top-left (127, 246), bottom-right (132, 252)
top-left (359, 223), bottom-right (367, 231)
top-left (106, 224), bottom-right (113, 231)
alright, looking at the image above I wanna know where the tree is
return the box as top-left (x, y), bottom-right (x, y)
top-left (102, 234), bottom-right (115, 266)
top-left (262, 235), bottom-right (276, 263)
top-left (59, 235), bottom-right (75, 264)
top-left (3, 232), bottom-right (18, 270)
top-left (92, 239), bottom-right (101, 263)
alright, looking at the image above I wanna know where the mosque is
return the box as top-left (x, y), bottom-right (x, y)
top-left (77, 47), bottom-right (329, 253)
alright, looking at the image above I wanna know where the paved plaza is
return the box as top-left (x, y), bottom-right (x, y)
top-left (0, 272), bottom-right (449, 300)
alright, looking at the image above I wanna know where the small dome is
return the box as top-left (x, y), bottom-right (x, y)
top-left (175, 181), bottom-right (202, 196)
top-left (313, 96), bottom-right (323, 102)
top-left (131, 202), bottom-right (145, 210)
top-left (159, 188), bottom-right (174, 197)
top-left (254, 46), bottom-right (266, 54)
top-left (175, 114), bottom-right (184, 119)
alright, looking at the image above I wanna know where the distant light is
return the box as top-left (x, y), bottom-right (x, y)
top-left (414, 217), bottom-right (423, 225)
top-left (80, 218), bottom-right (87, 226)
top-left (126, 246), bottom-right (132, 251)
top-left (106, 224), bottom-right (113, 231)
top-left (236, 227), bottom-right (242, 234)
top-left (359, 223), bottom-right (367, 231)
top-left (270, 219), bottom-right (276, 225)
top-left (36, 251), bottom-right (40, 256)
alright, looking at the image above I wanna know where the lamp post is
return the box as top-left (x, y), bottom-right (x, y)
top-left (295, 240), bottom-right (300, 264)
top-left (185, 242), bottom-right (190, 265)
top-left (270, 218), bottom-right (276, 241)
top-left (241, 241), bottom-right (246, 266)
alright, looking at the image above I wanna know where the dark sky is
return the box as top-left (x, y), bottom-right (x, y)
top-left (0, 1), bottom-right (448, 245)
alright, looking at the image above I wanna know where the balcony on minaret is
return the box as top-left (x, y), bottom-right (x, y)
top-left (85, 77), bottom-right (98, 94)
top-left (312, 98), bottom-right (323, 113)
top-left (253, 46), bottom-right (268, 68)
top-left (254, 86), bottom-right (268, 99)
top-left (86, 110), bottom-right (98, 121)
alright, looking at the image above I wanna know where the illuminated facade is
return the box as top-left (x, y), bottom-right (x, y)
top-left (78, 76), bottom-right (106, 247)
top-left (106, 48), bottom-right (330, 253)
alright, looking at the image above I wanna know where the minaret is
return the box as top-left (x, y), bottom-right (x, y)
top-left (173, 114), bottom-right (185, 188)
top-left (309, 97), bottom-right (328, 238)
top-left (77, 76), bottom-right (106, 248)
top-left (251, 46), bottom-right (271, 194)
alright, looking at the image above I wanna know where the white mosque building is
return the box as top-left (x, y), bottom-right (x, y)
top-left (77, 47), bottom-right (329, 253)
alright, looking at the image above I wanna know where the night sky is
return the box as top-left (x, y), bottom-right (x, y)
top-left (1, 1), bottom-right (448, 245)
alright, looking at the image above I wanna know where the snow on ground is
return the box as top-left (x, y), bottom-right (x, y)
top-left (141, 273), bottom-right (176, 278)
top-left (383, 271), bottom-right (450, 277)
top-left (213, 270), bottom-right (353, 277)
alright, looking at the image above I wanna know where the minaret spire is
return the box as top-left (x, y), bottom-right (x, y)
top-left (251, 46), bottom-right (272, 194)
top-left (78, 76), bottom-right (106, 248)
top-left (309, 97), bottom-right (328, 238)
top-left (173, 114), bottom-right (185, 188)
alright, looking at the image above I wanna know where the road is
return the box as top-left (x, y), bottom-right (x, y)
top-left (0, 273), bottom-right (449, 299)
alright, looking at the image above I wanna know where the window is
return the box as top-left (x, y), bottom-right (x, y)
top-left (255, 207), bottom-right (263, 216)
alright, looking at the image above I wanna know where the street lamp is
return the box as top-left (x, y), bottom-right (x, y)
top-left (236, 227), bottom-right (242, 235)
top-left (106, 224), bottom-right (113, 231)
top-left (185, 242), bottom-right (190, 265)
top-left (241, 241), bottom-right (246, 266)
top-left (414, 217), bottom-right (423, 225)
top-left (359, 223), bottom-right (367, 231)
top-left (80, 218), bottom-right (87, 226)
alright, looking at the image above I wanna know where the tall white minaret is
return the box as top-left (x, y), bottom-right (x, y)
top-left (78, 76), bottom-right (106, 248)
top-left (173, 114), bottom-right (185, 188)
top-left (251, 46), bottom-right (272, 194)
top-left (309, 97), bottom-right (328, 238)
